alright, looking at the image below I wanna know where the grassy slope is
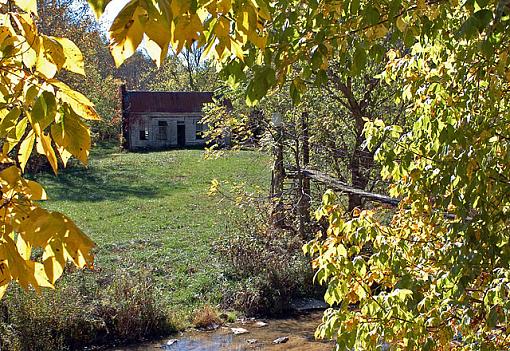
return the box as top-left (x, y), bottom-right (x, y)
top-left (34, 146), bottom-right (270, 315)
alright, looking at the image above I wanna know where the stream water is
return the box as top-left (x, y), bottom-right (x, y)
top-left (114, 312), bottom-right (333, 351)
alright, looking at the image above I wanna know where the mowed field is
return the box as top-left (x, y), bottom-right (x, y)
top-left (33, 145), bottom-right (270, 314)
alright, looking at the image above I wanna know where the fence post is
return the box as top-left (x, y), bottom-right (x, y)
top-left (271, 112), bottom-right (285, 228)
top-left (298, 111), bottom-right (311, 238)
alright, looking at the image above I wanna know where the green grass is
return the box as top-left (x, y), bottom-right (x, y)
top-left (33, 145), bottom-right (270, 314)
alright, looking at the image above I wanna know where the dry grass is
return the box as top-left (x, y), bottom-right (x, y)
top-left (192, 305), bottom-right (222, 329)
top-left (0, 271), bottom-right (174, 351)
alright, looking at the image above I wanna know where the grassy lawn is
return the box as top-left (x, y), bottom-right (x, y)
top-left (34, 145), bottom-right (270, 315)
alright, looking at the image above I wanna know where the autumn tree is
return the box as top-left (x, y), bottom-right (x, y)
top-left (138, 46), bottom-right (218, 92)
top-left (36, 0), bottom-right (121, 140)
top-left (0, 0), bottom-right (97, 298)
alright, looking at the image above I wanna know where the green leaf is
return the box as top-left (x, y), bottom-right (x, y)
top-left (473, 9), bottom-right (493, 30)
top-left (351, 46), bottom-right (366, 75)
top-left (30, 91), bottom-right (57, 135)
top-left (350, 0), bottom-right (360, 14)
top-left (363, 5), bottom-right (380, 25)
top-left (86, 0), bottom-right (112, 17)
top-left (290, 77), bottom-right (306, 105)
top-left (246, 67), bottom-right (275, 106)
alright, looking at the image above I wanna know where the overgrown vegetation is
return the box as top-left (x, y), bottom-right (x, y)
top-left (216, 206), bottom-right (318, 316)
top-left (0, 271), bottom-right (172, 350)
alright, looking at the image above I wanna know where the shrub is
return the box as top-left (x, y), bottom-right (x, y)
top-left (0, 270), bottom-right (174, 351)
top-left (216, 209), bottom-right (319, 316)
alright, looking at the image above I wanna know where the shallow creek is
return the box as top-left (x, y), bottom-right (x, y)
top-left (114, 312), bottom-right (333, 351)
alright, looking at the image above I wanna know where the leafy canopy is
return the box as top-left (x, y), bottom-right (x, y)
top-left (0, 0), bottom-right (98, 298)
top-left (94, 0), bottom-right (510, 348)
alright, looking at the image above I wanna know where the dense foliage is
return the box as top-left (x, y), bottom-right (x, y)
top-left (0, 0), bottom-right (96, 298)
top-left (304, 1), bottom-right (510, 349)
top-left (91, 0), bottom-right (510, 348)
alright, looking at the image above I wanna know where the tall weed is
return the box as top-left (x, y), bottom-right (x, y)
top-left (216, 205), bottom-right (318, 316)
top-left (0, 270), bottom-right (174, 351)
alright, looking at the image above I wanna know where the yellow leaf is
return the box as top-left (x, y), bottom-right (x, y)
top-left (214, 17), bottom-right (230, 38)
top-left (24, 180), bottom-right (47, 200)
top-left (250, 0), bottom-right (270, 20)
top-left (230, 38), bottom-right (244, 61)
top-left (396, 16), bottom-right (407, 33)
top-left (21, 38), bottom-right (38, 69)
top-left (16, 116), bottom-right (28, 140)
top-left (10, 13), bottom-right (40, 69)
top-left (0, 284), bottom-right (7, 299)
top-left (41, 36), bottom-right (65, 70)
top-left (171, 0), bottom-right (191, 16)
top-left (29, 91), bottom-right (57, 136)
top-left (53, 37), bottom-right (85, 75)
top-left (173, 13), bottom-right (203, 53)
top-left (33, 262), bottom-right (53, 288)
top-left (0, 166), bottom-right (23, 192)
top-left (145, 37), bottom-right (169, 67)
top-left (201, 33), bottom-right (218, 59)
top-left (217, 0), bottom-right (232, 13)
top-left (0, 235), bottom-right (37, 290)
top-left (0, 153), bottom-right (13, 164)
top-left (51, 107), bottom-right (91, 165)
top-left (20, 208), bottom-right (95, 269)
top-left (51, 80), bottom-right (100, 120)
top-left (18, 130), bottom-right (35, 172)
top-left (143, 8), bottom-right (172, 66)
top-left (109, 0), bottom-right (148, 67)
top-left (13, 0), bottom-right (37, 14)
top-left (36, 133), bottom-right (58, 174)
top-left (0, 259), bottom-right (10, 286)
top-left (36, 52), bottom-right (58, 79)
top-left (373, 24), bottom-right (388, 39)
top-left (214, 38), bottom-right (228, 60)
top-left (0, 107), bottom-right (21, 138)
top-left (43, 248), bottom-right (65, 284)
top-left (56, 145), bottom-right (72, 167)
top-left (16, 235), bottom-right (31, 260)
top-left (236, 6), bottom-right (257, 41)
top-left (24, 84), bottom-right (39, 107)
top-left (247, 31), bottom-right (267, 50)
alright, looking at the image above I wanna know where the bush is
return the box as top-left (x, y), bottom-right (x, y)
top-left (0, 270), bottom-right (174, 351)
top-left (216, 209), bottom-right (319, 316)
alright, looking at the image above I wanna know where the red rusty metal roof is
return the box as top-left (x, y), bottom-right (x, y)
top-left (123, 90), bottom-right (214, 114)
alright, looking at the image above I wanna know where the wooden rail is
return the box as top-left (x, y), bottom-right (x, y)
top-left (287, 168), bottom-right (400, 207)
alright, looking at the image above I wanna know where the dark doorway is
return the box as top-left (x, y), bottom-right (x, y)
top-left (177, 124), bottom-right (186, 147)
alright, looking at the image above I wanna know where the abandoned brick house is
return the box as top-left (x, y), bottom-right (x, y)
top-left (120, 85), bottom-right (214, 150)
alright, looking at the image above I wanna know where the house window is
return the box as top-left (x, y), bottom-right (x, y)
top-left (195, 119), bottom-right (204, 140)
top-left (138, 120), bottom-right (148, 140)
top-left (157, 121), bottom-right (168, 140)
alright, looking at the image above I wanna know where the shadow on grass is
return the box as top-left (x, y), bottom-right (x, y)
top-left (34, 165), bottom-right (186, 202)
